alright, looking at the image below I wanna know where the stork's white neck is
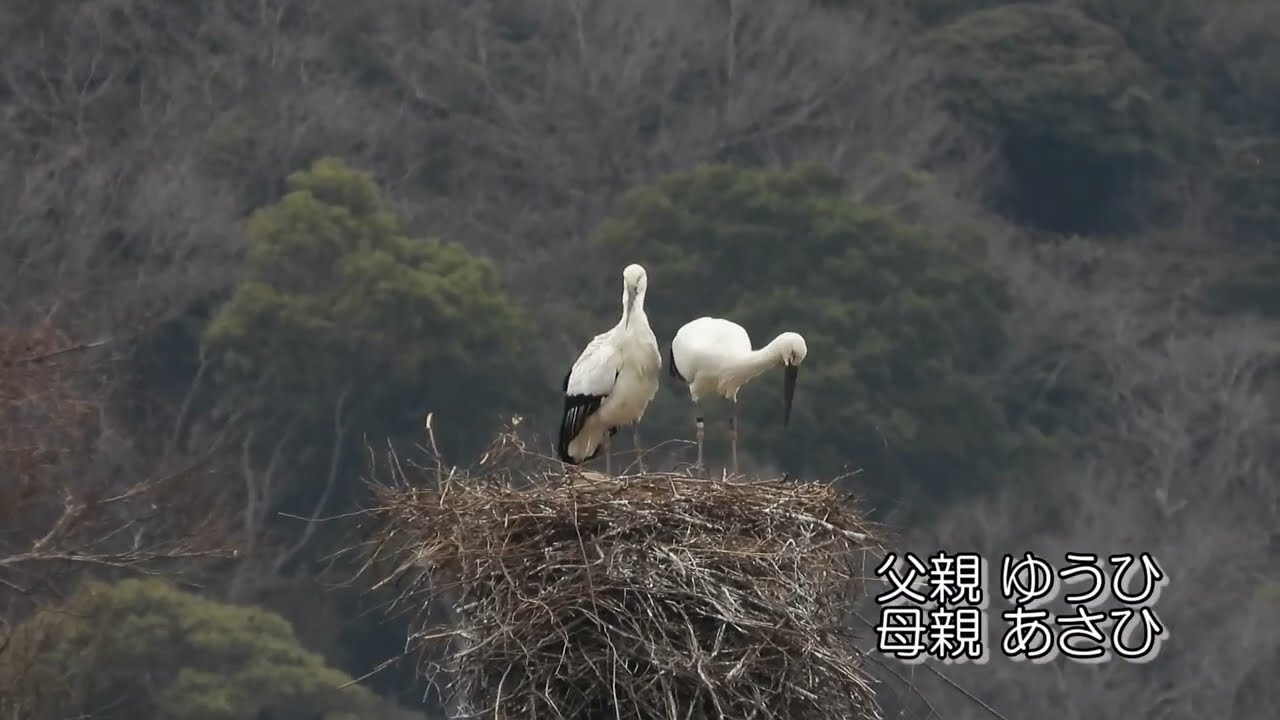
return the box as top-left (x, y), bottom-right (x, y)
top-left (722, 334), bottom-right (788, 393)
top-left (620, 288), bottom-right (648, 331)
top-left (616, 289), bottom-right (659, 374)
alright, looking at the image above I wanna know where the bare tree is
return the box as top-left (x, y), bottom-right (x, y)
top-left (864, 235), bottom-right (1280, 719)
top-left (225, 385), bottom-right (354, 603)
top-left (0, 0), bottom-right (417, 336)
top-left (367, 0), bottom-right (988, 311)
top-left (0, 2), bottom-right (246, 337)
top-left (0, 317), bottom-right (237, 712)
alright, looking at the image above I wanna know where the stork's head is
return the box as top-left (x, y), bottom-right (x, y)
top-left (623, 263), bottom-right (647, 296)
top-left (777, 332), bottom-right (807, 367)
top-left (621, 263), bottom-right (647, 326)
top-left (775, 332), bottom-right (808, 426)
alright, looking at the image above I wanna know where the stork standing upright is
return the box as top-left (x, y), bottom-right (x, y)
top-left (557, 264), bottom-right (662, 474)
top-left (667, 316), bottom-right (808, 474)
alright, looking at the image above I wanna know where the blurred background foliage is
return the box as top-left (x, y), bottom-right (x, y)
top-left (2, 0), bottom-right (1279, 716)
top-left (1, 579), bottom-right (394, 720)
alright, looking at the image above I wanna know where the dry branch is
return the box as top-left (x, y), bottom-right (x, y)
top-left (356, 425), bottom-right (886, 720)
top-left (0, 321), bottom-right (231, 601)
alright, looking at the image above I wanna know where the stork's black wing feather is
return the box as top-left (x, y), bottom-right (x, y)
top-left (557, 333), bottom-right (625, 464)
top-left (557, 367), bottom-right (622, 464)
top-left (557, 392), bottom-right (604, 463)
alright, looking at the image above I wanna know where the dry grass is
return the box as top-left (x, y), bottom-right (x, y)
top-left (356, 419), bottom-right (887, 720)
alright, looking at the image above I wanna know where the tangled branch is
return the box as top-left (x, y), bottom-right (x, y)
top-left (354, 420), bottom-right (887, 720)
top-left (0, 321), bottom-right (231, 602)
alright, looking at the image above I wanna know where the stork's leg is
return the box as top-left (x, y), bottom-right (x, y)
top-left (604, 432), bottom-right (612, 476)
top-left (694, 416), bottom-right (705, 472)
top-left (632, 424), bottom-right (645, 473)
top-left (729, 401), bottom-right (739, 475)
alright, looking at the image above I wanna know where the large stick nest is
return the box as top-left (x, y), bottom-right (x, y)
top-left (358, 421), bottom-right (886, 720)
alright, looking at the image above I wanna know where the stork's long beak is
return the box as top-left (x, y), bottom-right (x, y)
top-left (783, 363), bottom-right (798, 426)
top-left (624, 287), bottom-right (636, 328)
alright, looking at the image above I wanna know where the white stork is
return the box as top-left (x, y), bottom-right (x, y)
top-left (557, 263), bottom-right (662, 474)
top-left (667, 316), bottom-right (808, 474)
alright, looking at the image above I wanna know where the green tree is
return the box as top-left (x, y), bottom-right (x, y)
top-left (930, 3), bottom-right (1196, 235)
top-left (203, 156), bottom-right (531, 458)
top-left (905, 0), bottom-right (1016, 26)
top-left (1214, 139), bottom-right (1280, 247)
top-left (1203, 144), bottom-right (1280, 318)
top-left (593, 162), bottom-right (1024, 505)
top-left (1072, 0), bottom-right (1204, 84)
top-left (0, 578), bottom-right (388, 720)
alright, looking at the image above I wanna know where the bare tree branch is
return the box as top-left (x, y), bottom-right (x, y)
top-left (273, 384), bottom-right (354, 575)
top-left (0, 319), bottom-right (233, 620)
top-left (883, 235), bottom-right (1280, 719)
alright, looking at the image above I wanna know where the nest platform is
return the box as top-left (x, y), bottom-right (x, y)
top-left (360, 432), bottom-right (884, 720)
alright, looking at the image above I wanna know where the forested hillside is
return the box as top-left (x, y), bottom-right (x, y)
top-left (2, 0), bottom-right (1278, 718)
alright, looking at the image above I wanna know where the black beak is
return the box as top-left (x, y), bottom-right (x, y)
top-left (783, 364), bottom-right (798, 426)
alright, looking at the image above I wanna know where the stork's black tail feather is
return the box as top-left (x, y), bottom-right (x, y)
top-left (556, 370), bottom-right (576, 463)
top-left (667, 345), bottom-right (686, 383)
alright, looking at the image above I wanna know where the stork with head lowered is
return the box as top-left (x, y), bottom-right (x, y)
top-left (557, 264), bottom-right (662, 474)
top-left (667, 316), bottom-right (807, 474)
